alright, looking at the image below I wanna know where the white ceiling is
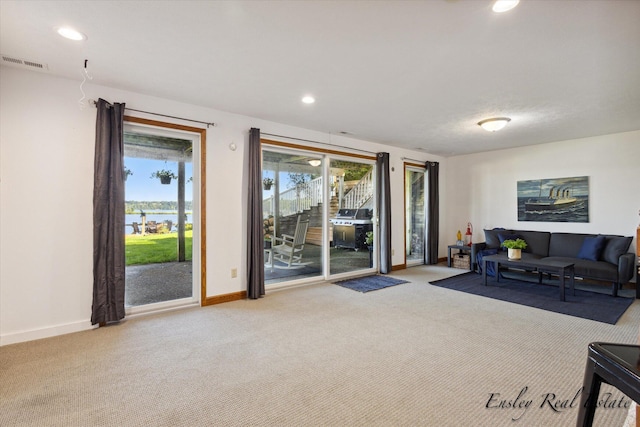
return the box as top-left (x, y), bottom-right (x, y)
top-left (1, 0), bottom-right (639, 156)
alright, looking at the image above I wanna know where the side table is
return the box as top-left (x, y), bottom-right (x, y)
top-left (447, 244), bottom-right (472, 271)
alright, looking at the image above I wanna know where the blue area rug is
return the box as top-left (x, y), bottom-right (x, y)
top-left (335, 275), bottom-right (409, 293)
top-left (430, 272), bottom-right (634, 324)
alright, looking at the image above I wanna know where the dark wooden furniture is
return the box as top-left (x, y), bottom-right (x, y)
top-left (577, 342), bottom-right (640, 426)
top-left (482, 253), bottom-right (575, 301)
top-left (447, 244), bottom-right (472, 271)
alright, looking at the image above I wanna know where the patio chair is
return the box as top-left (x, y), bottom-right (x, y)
top-left (146, 220), bottom-right (158, 233)
top-left (131, 222), bottom-right (141, 234)
top-left (271, 216), bottom-right (311, 269)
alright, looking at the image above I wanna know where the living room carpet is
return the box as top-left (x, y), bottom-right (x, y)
top-left (430, 271), bottom-right (634, 324)
top-left (335, 275), bottom-right (409, 292)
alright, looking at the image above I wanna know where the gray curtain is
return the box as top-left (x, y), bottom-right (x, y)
top-left (247, 128), bottom-right (265, 299)
top-left (425, 161), bottom-right (439, 265)
top-left (92, 98), bottom-right (126, 325)
top-left (376, 152), bottom-right (392, 273)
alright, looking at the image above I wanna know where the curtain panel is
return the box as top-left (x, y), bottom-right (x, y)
top-left (376, 152), bottom-right (392, 273)
top-left (92, 98), bottom-right (126, 325)
top-left (247, 128), bottom-right (265, 299)
top-left (425, 161), bottom-right (440, 265)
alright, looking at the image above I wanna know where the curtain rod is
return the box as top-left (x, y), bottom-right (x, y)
top-left (401, 157), bottom-right (440, 166)
top-left (261, 132), bottom-right (377, 156)
top-left (91, 99), bottom-right (216, 128)
top-left (402, 157), bottom-right (428, 164)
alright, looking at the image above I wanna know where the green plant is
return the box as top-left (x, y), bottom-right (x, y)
top-left (150, 169), bottom-right (177, 180)
top-left (263, 178), bottom-right (274, 189)
top-left (365, 231), bottom-right (374, 246)
top-left (501, 238), bottom-right (527, 249)
top-left (124, 166), bottom-right (133, 180)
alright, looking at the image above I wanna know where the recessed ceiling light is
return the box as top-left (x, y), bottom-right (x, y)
top-left (56, 26), bottom-right (87, 41)
top-left (478, 117), bottom-right (511, 132)
top-left (492, 0), bottom-right (520, 13)
top-left (301, 95), bottom-right (315, 104)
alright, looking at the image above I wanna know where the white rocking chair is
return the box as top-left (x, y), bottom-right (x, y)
top-left (271, 216), bottom-right (311, 269)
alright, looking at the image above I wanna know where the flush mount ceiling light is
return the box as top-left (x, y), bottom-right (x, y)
top-left (478, 117), bottom-right (511, 132)
top-left (301, 95), bottom-right (315, 104)
top-left (56, 26), bottom-right (87, 41)
top-left (308, 159), bottom-right (321, 167)
top-left (492, 0), bottom-right (520, 13)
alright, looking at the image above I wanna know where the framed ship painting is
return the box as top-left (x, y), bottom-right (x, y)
top-left (517, 176), bottom-right (589, 222)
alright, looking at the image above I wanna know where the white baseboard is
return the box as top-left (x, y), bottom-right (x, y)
top-left (0, 320), bottom-right (95, 346)
top-left (1, 300), bottom-right (200, 346)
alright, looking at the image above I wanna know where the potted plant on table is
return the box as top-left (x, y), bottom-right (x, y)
top-left (151, 169), bottom-right (177, 184)
top-left (501, 238), bottom-right (527, 260)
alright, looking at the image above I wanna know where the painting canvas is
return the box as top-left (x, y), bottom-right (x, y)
top-left (517, 176), bottom-right (589, 222)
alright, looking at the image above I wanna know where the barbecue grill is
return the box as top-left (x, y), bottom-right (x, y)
top-left (330, 208), bottom-right (373, 250)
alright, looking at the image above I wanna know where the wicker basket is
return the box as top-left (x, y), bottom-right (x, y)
top-left (452, 254), bottom-right (470, 269)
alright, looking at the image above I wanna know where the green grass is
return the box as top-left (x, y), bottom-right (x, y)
top-left (125, 231), bottom-right (193, 266)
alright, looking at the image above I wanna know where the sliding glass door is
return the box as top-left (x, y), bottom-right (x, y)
top-left (262, 144), bottom-right (376, 285)
top-left (405, 165), bottom-right (425, 266)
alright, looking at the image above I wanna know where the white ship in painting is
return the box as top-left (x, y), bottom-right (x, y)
top-left (525, 186), bottom-right (578, 211)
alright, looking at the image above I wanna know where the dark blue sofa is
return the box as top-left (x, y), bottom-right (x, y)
top-left (471, 228), bottom-right (636, 297)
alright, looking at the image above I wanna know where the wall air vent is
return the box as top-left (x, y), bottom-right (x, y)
top-left (1, 54), bottom-right (49, 72)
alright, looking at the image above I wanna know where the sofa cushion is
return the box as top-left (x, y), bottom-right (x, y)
top-left (484, 228), bottom-right (507, 249)
top-left (548, 233), bottom-right (593, 258)
top-left (516, 230), bottom-right (551, 257)
top-left (543, 256), bottom-right (618, 281)
top-left (601, 236), bottom-right (633, 265)
top-left (577, 235), bottom-right (607, 261)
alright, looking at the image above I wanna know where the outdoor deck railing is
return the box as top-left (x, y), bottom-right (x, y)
top-left (342, 170), bottom-right (373, 209)
top-left (263, 170), bottom-right (373, 217)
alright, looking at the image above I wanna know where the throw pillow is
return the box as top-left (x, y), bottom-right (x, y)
top-left (498, 233), bottom-right (521, 251)
top-left (577, 235), bottom-right (606, 261)
top-left (601, 236), bottom-right (633, 265)
top-left (484, 228), bottom-right (506, 249)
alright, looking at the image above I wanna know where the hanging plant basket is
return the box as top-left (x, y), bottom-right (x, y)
top-left (263, 178), bottom-right (274, 190)
top-left (151, 169), bottom-right (177, 185)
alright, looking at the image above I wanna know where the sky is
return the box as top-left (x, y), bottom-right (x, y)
top-left (125, 157), bottom-right (193, 201)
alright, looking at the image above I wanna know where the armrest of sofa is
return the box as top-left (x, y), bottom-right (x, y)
top-left (618, 252), bottom-right (636, 284)
top-left (470, 242), bottom-right (487, 272)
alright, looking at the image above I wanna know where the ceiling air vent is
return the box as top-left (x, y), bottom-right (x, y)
top-left (1, 54), bottom-right (49, 72)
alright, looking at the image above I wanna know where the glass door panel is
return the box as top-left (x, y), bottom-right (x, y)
top-left (329, 159), bottom-right (375, 275)
top-left (405, 167), bottom-right (425, 265)
top-left (124, 132), bottom-right (194, 307)
top-left (263, 149), bottom-right (323, 285)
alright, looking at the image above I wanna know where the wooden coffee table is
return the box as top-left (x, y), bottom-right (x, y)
top-left (482, 253), bottom-right (575, 301)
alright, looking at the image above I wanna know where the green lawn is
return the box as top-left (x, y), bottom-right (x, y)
top-left (125, 231), bottom-right (193, 266)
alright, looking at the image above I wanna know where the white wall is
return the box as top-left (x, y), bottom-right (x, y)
top-left (0, 67), bottom-right (444, 345)
top-left (444, 131), bottom-right (640, 250)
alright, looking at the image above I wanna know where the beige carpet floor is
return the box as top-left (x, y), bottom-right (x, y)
top-left (1, 265), bottom-right (638, 426)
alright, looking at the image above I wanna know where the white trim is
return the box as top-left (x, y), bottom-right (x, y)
top-left (0, 320), bottom-right (96, 346)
